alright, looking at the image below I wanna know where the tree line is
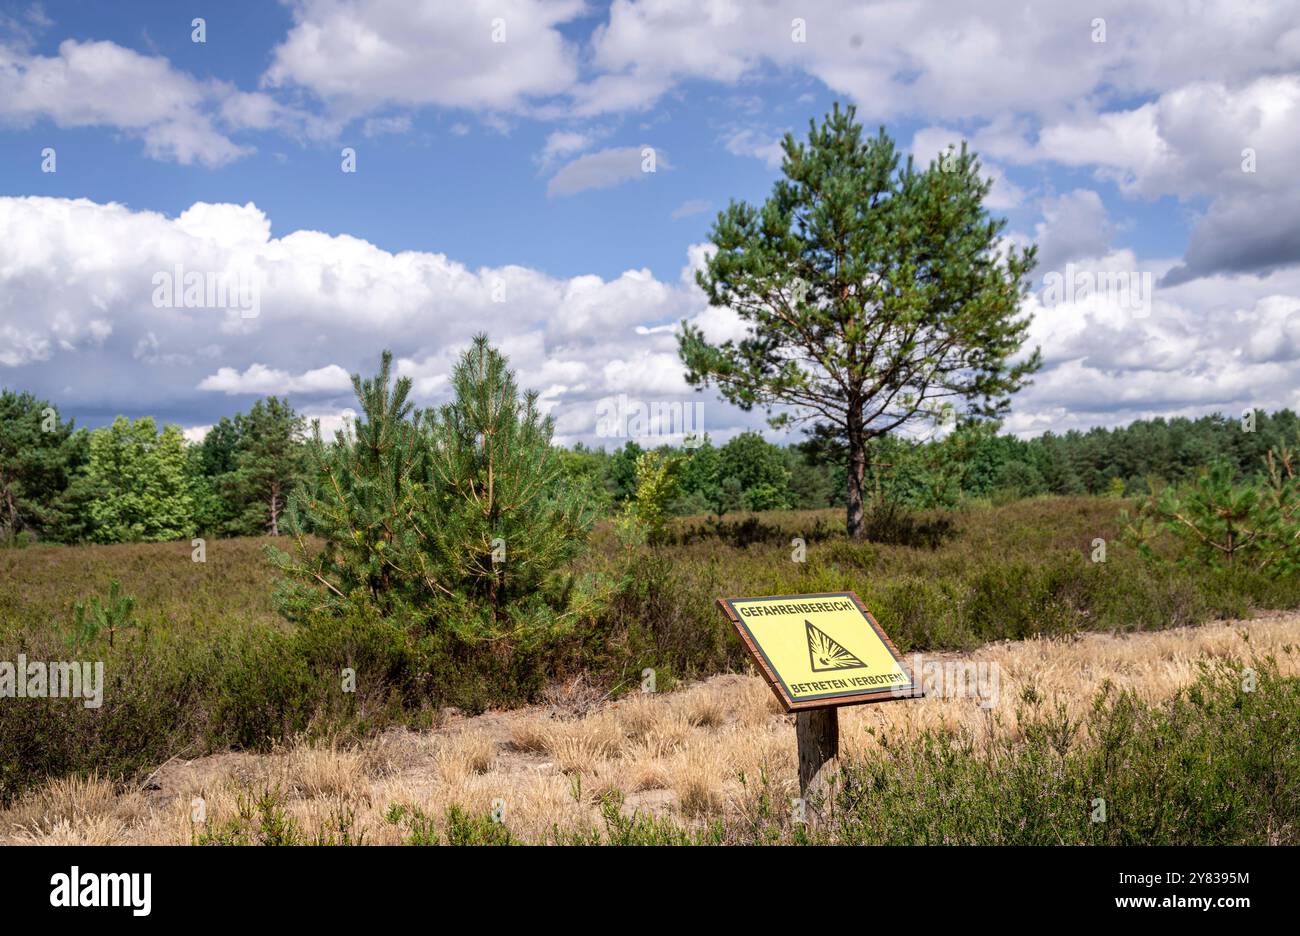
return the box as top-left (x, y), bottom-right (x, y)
top-left (2, 383), bottom-right (1295, 546)
top-left (0, 389), bottom-right (303, 544)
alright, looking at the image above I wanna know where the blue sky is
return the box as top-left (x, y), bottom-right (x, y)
top-left (2, 0), bottom-right (1299, 445)
top-left (0, 10), bottom-right (889, 282)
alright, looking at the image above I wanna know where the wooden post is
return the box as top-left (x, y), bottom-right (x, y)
top-left (796, 707), bottom-right (839, 825)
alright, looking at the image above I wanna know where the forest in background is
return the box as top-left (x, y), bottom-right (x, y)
top-left (2, 384), bottom-right (1297, 546)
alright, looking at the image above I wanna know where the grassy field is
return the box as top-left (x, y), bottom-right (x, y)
top-left (3, 615), bottom-right (1296, 844)
top-left (3, 496), bottom-right (1300, 815)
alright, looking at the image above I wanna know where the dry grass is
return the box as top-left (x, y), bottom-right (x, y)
top-left (4, 612), bottom-right (1297, 845)
top-left (4, 774), bottom-right (148, 845)
top-left (433, 732), bottom-right (498, 787)
top-left (285, 747), bottom-right (370, 801)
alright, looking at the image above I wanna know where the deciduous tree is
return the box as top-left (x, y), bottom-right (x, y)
top-left (85, 417), bottom-right (193, 543)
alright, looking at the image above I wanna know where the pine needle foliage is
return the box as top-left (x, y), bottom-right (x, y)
top-left (678, 103), bottom-right (1039, 539)
top-left (270, 335), bottom-right (600, 647)
top-left (1122, 439), bottom-right (1300, 576)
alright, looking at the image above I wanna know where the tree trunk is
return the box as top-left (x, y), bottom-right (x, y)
top-left (3, 485), bottom-right (17, 535)
top-left (846, 426), bottom-right (867, 540)
top-left (269, 481), bottom-right (280, 537)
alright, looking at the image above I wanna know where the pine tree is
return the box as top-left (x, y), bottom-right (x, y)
top-left (680, 103), bottom-right (1039, 538)
top-left (272, 350), bottom-right (429, 616)
top-left (423, 336), bottom-right (596, 630)
top-left (223, 397), bottom-right (305, 536)
top-left (0, 390), bottom-right (82, 540)
top-left (272, 337), bottom-right (599, 646)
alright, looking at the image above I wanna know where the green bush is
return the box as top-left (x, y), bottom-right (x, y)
top-left (861, 501), bottom-right (954, 549)
top-left (383, 803), bottom-right (514, 846)
top-left (271, 337), bottom-right (602, 648)
top-left (827, 659), bottom-right (1299, 845)
top-left (1124, 444), bottom-right (1300, 575)
top-left (617, 450), bottom-right (682, 546)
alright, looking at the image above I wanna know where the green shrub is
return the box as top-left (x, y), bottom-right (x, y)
top-left (561, 796), bottom-right (723, 845)
top-left (271, 337), bottom-right (602, 648)
top-left (207, 630), bottom-right (316, 749)
top-left (618, 450), bottom-right (682, 546)
top-left (382, 803), bottom-right (515, 845)
top-left (827, 659), bottom-right (1299, 845)
top-left (1124, 445), bottom-right (1300, 576)
top-left (862, 501), bottom-right (955, 549)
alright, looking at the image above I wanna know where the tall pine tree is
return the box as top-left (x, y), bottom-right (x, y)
top-left (679, 104), bottom-right (1039, 538)
top-left (223, 397), bottom-right (305, 536)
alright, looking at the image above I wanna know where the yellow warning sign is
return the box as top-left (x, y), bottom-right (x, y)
top-left (718, 592), bottom-right (917, 711)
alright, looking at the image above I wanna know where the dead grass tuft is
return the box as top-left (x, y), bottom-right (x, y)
top-left (434, 733), bottom-right (498, 786)
top-left (506, 719), bottom-right (553, 755)
top-left (673, 746), bottom-right (726, 818)
top-left (284, 747), bottom-right (370, 802)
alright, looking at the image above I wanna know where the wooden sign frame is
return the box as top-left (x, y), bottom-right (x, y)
top-left (717, 590), bottom-right (920, 713)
